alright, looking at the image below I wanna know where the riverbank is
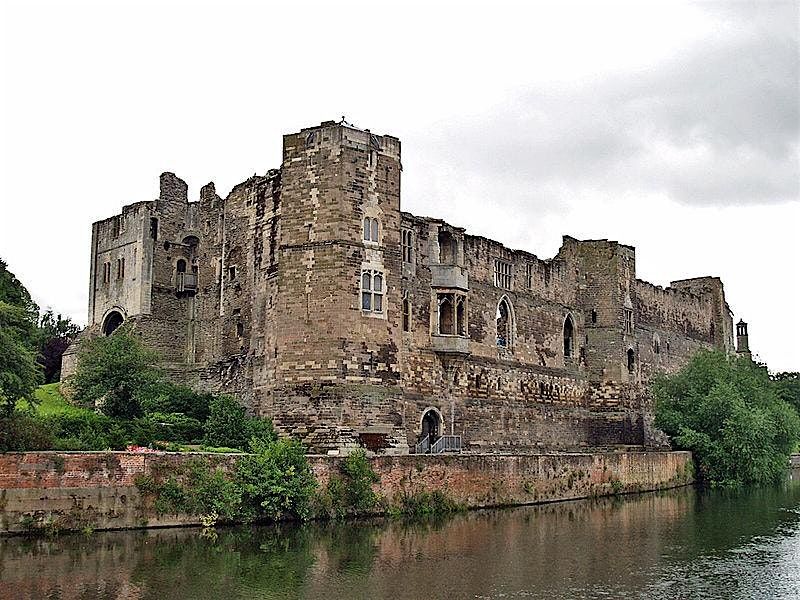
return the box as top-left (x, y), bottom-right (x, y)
top-left (0, 450), bottom-right (694, 535)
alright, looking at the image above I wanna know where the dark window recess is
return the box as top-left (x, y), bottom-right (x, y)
top-left (236, 322), bottom-right (244, 337)
top-left (591, 309), bottom-right (597, 324)
top-left (150, 218), bottom-right (158, 240)
top-left (228, 266), bottom-right (236, 281)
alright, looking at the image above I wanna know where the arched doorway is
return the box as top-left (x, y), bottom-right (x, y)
top-left (422, 409), bottom-right (440, 441)
top-left (102, 310), bottom-right (124, 336)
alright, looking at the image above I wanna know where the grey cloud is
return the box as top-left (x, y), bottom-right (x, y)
top-left (413, 4), bottom-right (799, 208)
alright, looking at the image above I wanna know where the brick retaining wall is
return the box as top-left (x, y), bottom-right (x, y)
top-left (0, 451), bottom-right (693, 534)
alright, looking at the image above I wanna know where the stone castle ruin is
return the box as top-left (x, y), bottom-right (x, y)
top-left (62, 120), bottom-right (753, 454)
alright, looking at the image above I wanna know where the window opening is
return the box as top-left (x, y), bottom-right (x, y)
top-left (496, 297), bottom-right (512, 349)
top-left (624, 308), bottom-right (634, 334)
top-left (456, 296), bottom-right (467, 336)
top-left (361, 270), bottom-right (384, 313)
top-left (563, 315), bottom-right (574, 357)
top-left (627, 348), bottom-right (635, 373)
top-left (402, 293), bottom-right (411, 332)
top-left (401, 229), bottom-right (414, 263)
top-left (150, 218), bottom-right (158, 240)
top-left (494, 259), bottom-right (512, 289)
top-left (363, 217), bottom-right (380, 242)
top-left (438, 230), bottom-right (456, 264)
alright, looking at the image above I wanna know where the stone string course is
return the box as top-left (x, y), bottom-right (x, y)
top-left (0, 451), bottom-right (693, 534)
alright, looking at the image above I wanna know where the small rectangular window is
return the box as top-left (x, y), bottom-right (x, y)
top-left (526, 264), bottom-right (533, 289)
top-left (117, 257), bottom-right (125, 279)
top-left (624, 308), bottom-right (634, 334)
top-left (494, 259), bottom-right (512, 289)
top-left (150, 217), bottom-right (158, 240)
top-left (228, 266), bottom-right (236, 281)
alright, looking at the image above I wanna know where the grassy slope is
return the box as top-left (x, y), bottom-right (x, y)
top-left (17, 383), bottom-right (93, 417)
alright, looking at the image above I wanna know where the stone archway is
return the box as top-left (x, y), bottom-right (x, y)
top-left (101, 310), bottom-right (124, 336)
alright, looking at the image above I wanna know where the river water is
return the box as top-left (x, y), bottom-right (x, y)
top-left (2, 474), bottom-right (800, 600)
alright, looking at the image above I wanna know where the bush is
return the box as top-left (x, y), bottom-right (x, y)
top-left (139, 381), bottom-right (212, 423)
top-left (235, 439), bottom-right (317, 522)
top-left (146, 412), bottom-right (204, 444)
top-left (70, 327), bottom-right (160, 419)
top-left (654, 350), bottom-right (800, 486)
top-left (203, 395), bottom-right (275, 450)
top-left (324, 450), bottom-right (380, 517)
top-left (0, 413), bottom-right (54, 451)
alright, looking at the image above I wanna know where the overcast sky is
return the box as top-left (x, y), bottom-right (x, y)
top-left (1, 0), bottom-right (798, 371)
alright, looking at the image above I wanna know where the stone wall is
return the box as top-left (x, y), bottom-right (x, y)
top-left (0, 450), bottom-right (692, 535)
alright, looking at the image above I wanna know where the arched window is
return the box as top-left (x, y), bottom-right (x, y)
top-left (438, 295), bottom-right (454, 335)
top-left (363, 217), bottom-right (379, 242)
top-left (496, 297), bottom-right (513, 350)
top-left (627, 348), bottom-right (635, 373)
top-left (402, 293), bottom-right (411, 332)
top-left (102, 311), bottom-right (124, 336)
top-left (438, 230), bottom-right (456, 264)
top-left (563, 314), bottom-right (575, 357)
top-left (361, 270), bottom-right (384, 313)
top-left (456, 296), bottom-right (467, 336)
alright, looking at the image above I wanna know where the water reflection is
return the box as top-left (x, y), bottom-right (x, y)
top-left (2, 476), bottom-right (800, 599)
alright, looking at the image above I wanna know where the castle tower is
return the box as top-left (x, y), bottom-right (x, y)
top-left (736, 319), bottom-right (751, 358)
top-left (266, 120), bottom-right (407, 452)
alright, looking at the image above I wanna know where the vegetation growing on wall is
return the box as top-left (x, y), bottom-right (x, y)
top-left (654, 350), bottom-right (800, 487)
top-left (321, 450), bottom-right (380, 518)
top-left (136, 439), bottom-right (317, 524)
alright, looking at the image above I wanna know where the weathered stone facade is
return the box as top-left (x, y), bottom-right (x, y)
top-left (62, 120), bottom-right (740, 454)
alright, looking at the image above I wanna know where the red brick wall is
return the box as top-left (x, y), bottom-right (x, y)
top-left (0, 450), bottom-right (692, 534)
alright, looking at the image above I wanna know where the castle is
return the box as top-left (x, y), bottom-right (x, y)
top-left (62, 120), bottom-right (752, 454)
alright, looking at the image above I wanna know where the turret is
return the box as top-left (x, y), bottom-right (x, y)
top-left (736, 319), bottom-right (751, 359)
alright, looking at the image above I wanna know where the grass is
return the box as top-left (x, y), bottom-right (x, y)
top-left (16, 383), bottom-right (93, 417)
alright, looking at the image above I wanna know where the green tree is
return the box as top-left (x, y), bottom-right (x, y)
top-left (0, 302), bottom-right (43, 415)
top-left (0, 258), bottom-right (39, 336)
top-left (70, 326), bottom-right (160, 419)
top-left (654, 350), bottom-right (800, 486)
top-left (772, 372), bottom-right (800, 415)
top-left (36, 310), bottom-right (81, 383)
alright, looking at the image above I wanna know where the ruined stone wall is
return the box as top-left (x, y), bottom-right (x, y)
top-left (66, 120), bottom-right (739, 455)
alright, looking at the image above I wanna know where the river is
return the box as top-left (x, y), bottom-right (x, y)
top-left (2, 473), bottom-right (800, 599)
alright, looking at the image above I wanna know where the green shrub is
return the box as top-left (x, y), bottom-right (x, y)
top-left (0, 413), bottom-right (54, 451)
top-left (139, 381), bottom-right (212, 422)
top-left (203, 395), bottom-right (274, 450)
top-left (325, 450), bottom-right (380, 517)
top-left (392, 490), bottom-right (463, 517)
top-left (146, 412), bottom-right (204, 443)
top-left (235, 438), bottom-right (317, 522)
top-left (654, 350), bottom-right (800, 487)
